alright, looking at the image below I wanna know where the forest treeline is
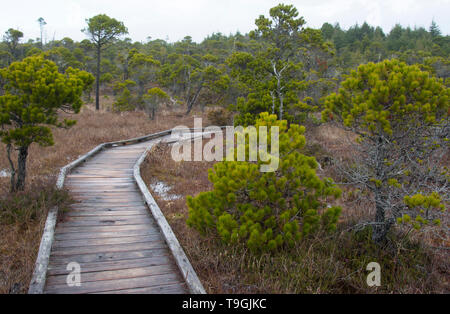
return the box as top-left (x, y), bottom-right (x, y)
top-left (0, 7), bottom-right (448, 122)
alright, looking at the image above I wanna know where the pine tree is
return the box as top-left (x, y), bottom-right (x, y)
top-left (429, 20), bottom-right (441, 39)
top-left (0, 56), bottom-right (94, 191)
top-left (143, 87), bottom-right (169, 119)
top-left (187, 113), bottom-right (342, 252)
top-left (323, 59), bottom-right (449, 242)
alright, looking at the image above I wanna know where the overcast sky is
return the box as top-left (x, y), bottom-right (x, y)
top-left (1, 0), bottom-right (449, 43)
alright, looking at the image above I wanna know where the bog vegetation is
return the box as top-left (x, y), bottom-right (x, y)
top-left (0, 3), bottom-right (448, 293)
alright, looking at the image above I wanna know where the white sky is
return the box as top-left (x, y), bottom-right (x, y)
top-left (1, 0), bottom-right (449, 43)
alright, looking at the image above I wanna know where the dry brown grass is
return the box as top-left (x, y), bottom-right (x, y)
top-left (0, 100), bottom-right (209, 294)
top-left (0, 183), bottom-right (73, 294)
top-left (141, 131), bottom-right (449, 294)
top-left (0, 104), bottom-right (206, 193)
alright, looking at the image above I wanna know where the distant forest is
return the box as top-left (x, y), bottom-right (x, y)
top-left (1, 10), bottom-right (449, 120)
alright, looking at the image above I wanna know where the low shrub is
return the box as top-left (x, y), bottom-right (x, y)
top-left (187, 113), bottom-right (342, 252)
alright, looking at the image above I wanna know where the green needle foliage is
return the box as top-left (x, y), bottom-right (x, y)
top-left (83, 14), bottom-right (128, 110)
top-left (187, 113), bottom-right (342, 252)
top-left (228, 4), bottom-right (334, 126)
top-left (0, 56), bottom-right (94, 191)
top-left (112, 79), bottom-right (137, 112)
top-left (143, 87), bottom-right (169, 119)
top-left (323, 59), bottom-right (449, 242)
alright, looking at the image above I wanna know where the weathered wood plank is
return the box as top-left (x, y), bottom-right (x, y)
top-left (71, 193), bottom-right (139, 198)
top-left (69, 203), bottom-right (147, 209)
top-left (48, 248), bottom-right (170, 265)
top-left (50, 241), bottom-right (168, 256)
top-left (62, 216), bottom-right (149, 223)
top-left (66, 210), bottom-right (147, 217)
top-left (44, 273), bottom-right (184, 294)
top-left (61, 214), bottom-right (149, 221)
top-left (94, 283), bottom-right (187, 294)
top-left (54, 224), bottom-right (157, 234)
top-left (54, 229), bottom-right (160, 241)
top-left (28, 207), bottom-right (58, 294)
top-left (47, 256), bottom-right (173, 275)
top-left (66, 174), bottom-right (134, 179)
top-left (71, 192), bottom-right (143, 197)
top-left (67, 208), bottom-right (148, 214)
top-left (46, 264), bottom-right (177, 286)
top-left (69, 198), bottom-right (144, 204)
top-left (67, 183), bottom-right (136, 188)
top-left (53, 234), bottom-right (163, 248)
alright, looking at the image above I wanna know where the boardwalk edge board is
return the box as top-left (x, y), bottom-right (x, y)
top-left (134, 146), bottom-right (207, 294)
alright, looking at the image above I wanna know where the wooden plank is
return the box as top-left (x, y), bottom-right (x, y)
top-left (57, 216), bottom-right (153, 228)
top-left (85, 161), bottom-right (137, 164)
top-left (53, 234), bottom-right (163, 248)
top-left (48, 248), bottom-right (170, 265)
top-left (69, 204), bottom-right (145, 209)
top-left (44, 273), bottom-right (183, 294)
top-left (70, 198), bottom-right (144, 203)
top-left (77, 165), bottom-right (136, 170)
top-left (71, 170), bottom-right (133, 175)
top-left (69, 203), bottom-right (147, 209)
top-left (95, 283), bottom-right (187, 294)
top-left (28, 207), bottom-right (58, 294)
top-left (55, 224), bottom-right (157, 234)
top-left (67, 181), bottom-right (136, 185)
top-left (46, 264), bottom-right (177, 286)
top-left (66, 174), bottom-right (134, 179)
top-left (69, 189), bottom-right (138, 193)
top-left (101, 155), bottom-right (143, 158)
top-left (67, 177), bottom-right (135, 181)
top-left (61, 213), bottom-right (150, 222)
top-left (67, 207), bottom-right (148, 213)
top-left (47, 256), bottom-right (173, 275)
top-left (66, 183), bottom-right (136, 187)
top-left (61, 213), bottom-right (149, 221)
top-left (72, 194), bottom-right (142, 198)
top-left (66, 210), bottom-right (147, 217)
top-left (71, 191), bottom-right (143, 197)
top-left (77, 168), bottom-right (134, 171)
top-left (50, 241), bottom-right (167, 256)
top-left (54, 228), bottom-right (160, 241)
top-left (69, 188), bottom-right (139, 193)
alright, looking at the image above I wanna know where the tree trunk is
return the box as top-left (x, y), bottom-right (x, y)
top-left (6, 144), bottom-right (16, 193)
top-left (372, 135), bottom-right (387, 243)
top-left (373, 188), bottom-right (386, 243)
top-left (270, 91), bottom-right (276, 114)
top-left (277, 76), bottom-right (284, 120)
top-left (186, 84), bottom-right (203, 115)
top-left (95, 44), bottom-right (101, 111)
top-left (15, 146), bottom-right (28, 191)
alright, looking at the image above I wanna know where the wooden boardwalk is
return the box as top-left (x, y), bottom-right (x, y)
top-left (43, 139), bottom-right (188, 294)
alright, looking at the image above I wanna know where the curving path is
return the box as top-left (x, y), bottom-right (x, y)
top-left (43, 137), bottom-right (188, 294)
